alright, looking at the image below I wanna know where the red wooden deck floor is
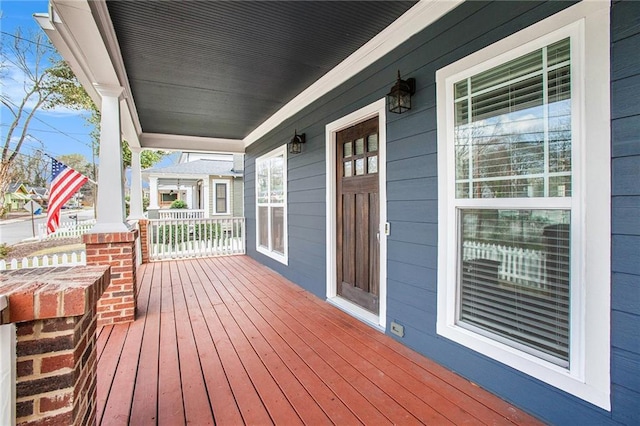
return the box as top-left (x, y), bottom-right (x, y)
top-left (96, 256), bottom-right (542, 425)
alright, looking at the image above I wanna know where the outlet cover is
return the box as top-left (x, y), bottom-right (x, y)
top-left (390, 321), bottom-right (404, 337)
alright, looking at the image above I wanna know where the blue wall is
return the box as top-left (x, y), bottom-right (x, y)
top-left (245, 1), bottom-right (639, 423)
top-left (611, 1), bottom-right (640, 424)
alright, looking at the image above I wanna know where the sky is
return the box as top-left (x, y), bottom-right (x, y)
top-left (1, 1), bottom-right (97, 162)
top-left (1, 1), bottom-right (177, 180)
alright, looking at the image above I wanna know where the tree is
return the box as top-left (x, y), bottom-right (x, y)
top-left (10, 144), bottom-right (49, 187)
top-left (0, 29), bottom-right (80, 216)
top-left (48, 61), bottom-right (167, 175)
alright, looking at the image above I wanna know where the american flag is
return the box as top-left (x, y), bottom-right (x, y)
top-left (47, 158), bottom-right (89, 234)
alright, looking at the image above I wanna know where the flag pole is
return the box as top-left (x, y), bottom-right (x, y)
top-left (40, 151), bottom-right (98, 185)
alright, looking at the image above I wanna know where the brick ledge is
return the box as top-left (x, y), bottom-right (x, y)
top-left (0, 266), bottom-right (110, 324)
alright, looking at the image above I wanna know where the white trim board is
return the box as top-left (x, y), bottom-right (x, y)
top-left (325, 99), bottom-right (388, 330)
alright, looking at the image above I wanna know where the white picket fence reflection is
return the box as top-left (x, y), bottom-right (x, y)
top-left (462, 240), bottom-right (547, 288)
top-left (148, 217), bottom-right (245, 260)
top-left (0, 252), bottom-right (86, 271)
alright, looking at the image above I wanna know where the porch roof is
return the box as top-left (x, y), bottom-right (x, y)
top-left (37, 0), bottom-right (462, 153)
top-left (97, 255), bottom-right (542, 425)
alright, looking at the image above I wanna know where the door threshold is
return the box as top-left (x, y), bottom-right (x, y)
top-left (327, 296), bottom-right (385, 332)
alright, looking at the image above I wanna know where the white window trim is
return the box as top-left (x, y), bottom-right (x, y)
top-left (325, 98), bottom-right (388, 331)
top-left (436, 1), bottom-right (611, 410)
top-left (212, 179), bottom-right (231, 215)
top-left (255, 145), bottom-right (288, 265)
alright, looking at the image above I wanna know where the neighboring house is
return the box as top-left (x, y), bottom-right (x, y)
top-left (143, 153), bottom-right (243, 218)
top-left (40, 1), bottom-right (639, 424)
top-left (3, 183), bottom-right (31, 212)
top-left (27, 186), bottom-right (49, 207)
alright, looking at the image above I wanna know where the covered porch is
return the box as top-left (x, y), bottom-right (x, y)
top-left (97, 255), bottom-right (540, 425)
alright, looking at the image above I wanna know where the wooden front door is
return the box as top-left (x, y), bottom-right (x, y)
top-left (336, 117), bottom-right (380, 313)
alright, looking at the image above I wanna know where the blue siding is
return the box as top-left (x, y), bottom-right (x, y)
top-left (612, 1), bottom-right (640, 423)
top-left (245, 1), bottom-right (639, 423)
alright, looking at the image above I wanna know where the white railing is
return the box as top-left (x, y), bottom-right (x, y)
top-left (158, 209), bottom-right (205, 219)
top-left (148, 217), bottom-right (245, 260)
top-left (462, 241), bottom-right (547, 288)
top-left (0, 252), bottom-right (86, 271)
top-left (38, 219), bottom-right (96, 241)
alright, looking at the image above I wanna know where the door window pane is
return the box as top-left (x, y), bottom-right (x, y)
top-left (344, 161), bottom-right (352, 177)
top-left (368, 156), bottom-right (378, 174)
top-left (355, 138), bottom-right (365, 155)
top-left (355, 158), bottom-right (365, 175)
top-left (344, 142), bottom-right (352, 158)
top-left (367, 134), bottom-right (378, 152)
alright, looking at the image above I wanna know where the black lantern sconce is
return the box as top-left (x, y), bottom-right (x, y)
top-left (386, 70), bottom-right (416, 114)
top-left (289, 130), bottom-right (306, 154)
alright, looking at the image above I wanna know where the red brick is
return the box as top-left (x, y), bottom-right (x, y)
top-left (36, 291), bottom-right (61, 319)
top-left (41, 353), bottom-right (74, 374)
top-left (86, 255), bottom-right (110, 263)
top-left (42, 317), bottom-right (76, 333)
top-left (62, 289), bottom-right (87, 317)
top-left (22, 410), bottom-right (73, 425)
top-left (99, 297), bottom-right (123, 306)
top-left (113, 303), bottom-right (134, 311)
top-left (17, 322), bottom-right (34, 336)
top-left (39, 392), bottom-right (72, 412)
top-left (17, 359), bottom-right (34, 377)
top-left (98, 311), bottom-right (122, 319)
top-left (9, 291), bottom-right (35, 323)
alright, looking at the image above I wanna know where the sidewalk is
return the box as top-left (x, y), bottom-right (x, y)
top-left (1, 209), bottom-right (84, 224)
top-left (0, 211), bottom-right (45, 225)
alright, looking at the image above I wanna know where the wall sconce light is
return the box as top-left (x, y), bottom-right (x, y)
top-left (386, 70), bottom-right (416, 114)
top-left (289, 130), bottom-right (306, 154)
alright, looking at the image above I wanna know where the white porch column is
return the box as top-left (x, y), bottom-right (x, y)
top-left (92, 85), bottom-right (128, 233)
top-left (128, 147), bottom-right (145, 219)
top-left (149, 176), bottom-right (159, 209)
top-left (202, 177), bottom-right (210, 217)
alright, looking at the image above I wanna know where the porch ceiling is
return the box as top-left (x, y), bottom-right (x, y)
top-left (104, 1), bottom-right (417, 141)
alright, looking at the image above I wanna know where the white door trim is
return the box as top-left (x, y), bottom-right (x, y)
top-left (325, 98), bottom-right (387, 331)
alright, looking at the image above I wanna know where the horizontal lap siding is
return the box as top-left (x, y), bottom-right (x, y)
top-left (246, 0), bottom-right (636, 423)
top-left (611, 1), bottom-right (640, 424)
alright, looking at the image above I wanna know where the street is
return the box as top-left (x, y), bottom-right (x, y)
top-left (0, 209), bottom-right (96, 246)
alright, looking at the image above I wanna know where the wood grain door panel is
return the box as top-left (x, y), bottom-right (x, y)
top-left (336, 117), bottom-right (380, 313)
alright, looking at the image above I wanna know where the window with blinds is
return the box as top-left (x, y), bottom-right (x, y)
top-left (453, 38), bottom-right (572, 366)
top-left (215, 182), bottom-right (228, 214)
top-left (256, 146), bottom-right (287, 263)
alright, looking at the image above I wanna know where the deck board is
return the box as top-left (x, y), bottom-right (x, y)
top-left (97, 255), bottom-right (543, 425)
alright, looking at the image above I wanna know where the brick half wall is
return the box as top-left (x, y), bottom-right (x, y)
top-left (0, 266), bottom-right (110, 426)
top-left (83, 231), bottom-right (138, 326)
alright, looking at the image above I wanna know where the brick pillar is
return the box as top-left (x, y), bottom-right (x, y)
top-left (138, 219), bottom-right (150, 264)
top-left (83, 231), bottom-right (138, 327)
top-left (0, 266), bottom-right (110, 426)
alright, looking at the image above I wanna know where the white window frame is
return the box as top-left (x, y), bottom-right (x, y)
top-left (212, 179), bottom-right (230, 215)
top-left (255, 145), bottom-right (288, 264)
top-left (436, 1), bottom-right (610, 410)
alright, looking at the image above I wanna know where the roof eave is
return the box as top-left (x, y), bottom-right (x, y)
top-left (38, 0), bottom-right (463, 152)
